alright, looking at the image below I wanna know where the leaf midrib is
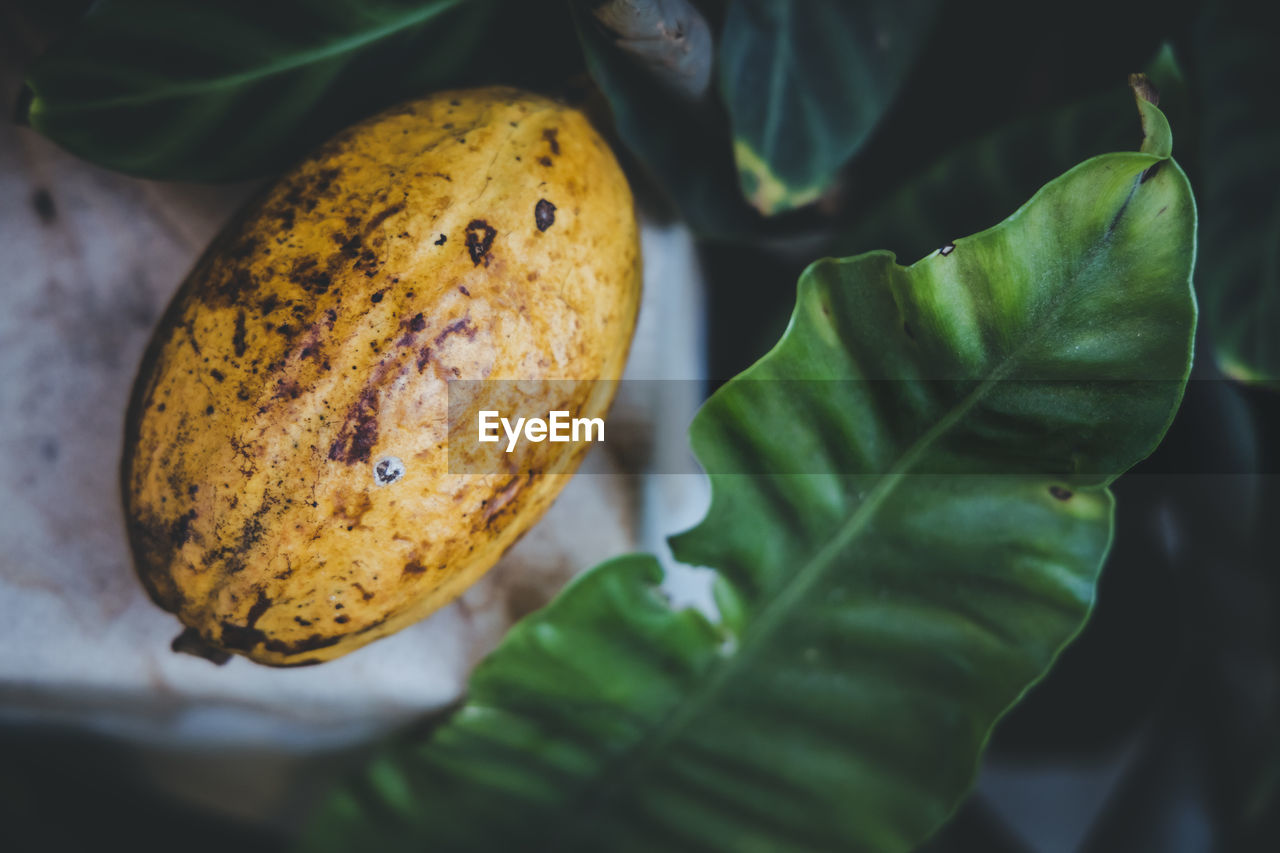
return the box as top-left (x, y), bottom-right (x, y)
top-left (759, 3), bottom-right (792, 169)
top-left (645, 354), bottom-right (1019, 751)
top-left (29, 0), bottom-right (463, 115)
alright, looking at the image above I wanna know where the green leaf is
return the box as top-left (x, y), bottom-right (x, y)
top-left (1191, 2), bottom-right (1280, 387)
top-left (721, 0), bottom-right (938, 215)
top-left (21, 0), bottom-right (495, 181)
top-left (835, 47), bottom-right (1188, 263)
top-left (303, 88), bottom-right (1195, 853)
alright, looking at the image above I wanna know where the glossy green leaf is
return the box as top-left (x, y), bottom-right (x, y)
top-left (21, 0), bottom-right (495, 181)
top-left (303, 88), bottom-right (1195, 853)
top-left (721, 0), bottom-right (938, 215)
top-left (1191, 2), bottom-right (1280, 386)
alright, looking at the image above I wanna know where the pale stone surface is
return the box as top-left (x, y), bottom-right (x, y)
top-left (0, 98), bottom-right (706, 760)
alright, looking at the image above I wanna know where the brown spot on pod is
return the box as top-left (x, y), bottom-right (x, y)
top-left (535, 199), bottom-right (557, 232)
top-left (232, 310), bottom-right (248, 358)
top-left (434, 317), bottom-right (475, 347)
top-left (364, 202), bottom-right (405, 233)
top-left (171, 628), bottom-right (231, 664)
top-left (542, 127), bottom-right (560, 155)
top-left (289, 258), bottom-right (332, 295)
top-left (246, 589), bottom-right (273, 628)
top-left (218, 621), bottom-right (268, 652)
top-left (328, 386), bottom-right (380, 464)
top-left (464, 219), bottom-right (496, 266)
top-left (262, 633), bottom-right (343, 655)
top-left (336, 233), bottom-right (363, 258)
top-left (170, 509), bottom-right (198, 546)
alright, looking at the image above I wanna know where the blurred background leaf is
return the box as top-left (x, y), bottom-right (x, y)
top-left (834, 45), bottom-right (1188, 263)
top-left (570, 0), bottom-right (764, 239)
top-left (1190, 0), bottom-right (1280, 388)
top-left (572, 0), bottom-right (940, 237)
top-left (720, 0), bottom-right (937, 215)
top-left (20, 0), bottom-right (499, 180)
top-left (7, 0), bottom-right (94, 31)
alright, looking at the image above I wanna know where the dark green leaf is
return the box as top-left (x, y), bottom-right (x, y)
top-left (1191, 2), bottom-right (1280, 387)
top-left (303, 88), bottom-right (1195, 853)
top-left (7, 0), bottom-right (93, 32)
top-left (21, 0), bottom-right (495, 180)
top-left (834, 46), bottom-right (1188, 262)
top-left (571, 1), bottom-right (760, 240)
top-left (720, 0), bottom-right (937, 215)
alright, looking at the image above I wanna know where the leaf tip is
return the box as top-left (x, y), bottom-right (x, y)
top-left (1129, 73), bottom-right (1173, 158)
top-left (1128, 72), bottom-right (1160, 107)
top-left (733, 139), bottom-right (822, 215)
